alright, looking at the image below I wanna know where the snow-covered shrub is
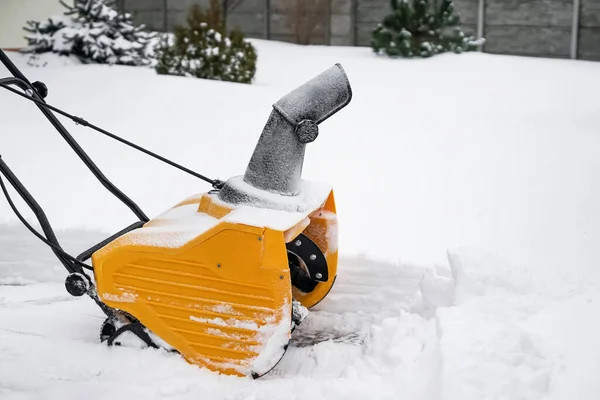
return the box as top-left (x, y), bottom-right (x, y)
top-left (154, 0), bottom-right (257, 84)
top-left (371, 0), bottom-right (484, 58)
top-left (22, 0), bottom-right (156, 66)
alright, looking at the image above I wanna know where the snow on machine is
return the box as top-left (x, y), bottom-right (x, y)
top-left (0, 48), bottom-right (352, 378)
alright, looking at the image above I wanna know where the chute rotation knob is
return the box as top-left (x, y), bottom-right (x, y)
top-left (295, 120), bottom-right (319, 144)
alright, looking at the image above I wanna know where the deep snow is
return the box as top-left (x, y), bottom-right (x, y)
top-left (0, 39), bottom-right (599, 399)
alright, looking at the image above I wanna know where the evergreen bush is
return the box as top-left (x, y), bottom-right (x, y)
top-left (154, 0), bottom-right (257, 84)
top-left (22, 0), bottom-right (156, 66)
top-left (371, 0), bottom-right (484, 58)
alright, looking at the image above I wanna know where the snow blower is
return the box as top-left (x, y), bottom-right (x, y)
top-left (0, 49), bottom-right (352, 378)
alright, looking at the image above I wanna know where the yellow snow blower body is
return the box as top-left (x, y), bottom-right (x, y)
top-left (93, 186), bottom-right (338, 377)
top-left (91, 63), bottom-right (352, 378)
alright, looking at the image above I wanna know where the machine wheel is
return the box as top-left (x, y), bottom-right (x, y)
top-left (99, 311), bottom-right (159, 349)
top-left (100, 318), bottom-right (117, 343)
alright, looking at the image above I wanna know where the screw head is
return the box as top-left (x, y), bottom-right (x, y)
top-left (295, 239), bottom-right (302, 246)
top-left (310, 254), bottom-right (317, 261)
top-left (315, 273), bottom-right (323, 279)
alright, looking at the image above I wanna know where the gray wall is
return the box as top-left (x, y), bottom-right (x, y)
top-left (121, 0), bottom-right (600, 61)
top-left (226, 0), bottom-right (265, 39)
top-left (330, 0), bottom-right (355, 45)
top-left (355, 0), bottom-right (387, 45)
top-left (482, 0), bottom-right (574, 58)
top-left (580, 0), bottom-right (600, 59)
top-left (121, 0), bottom-right (212, 32)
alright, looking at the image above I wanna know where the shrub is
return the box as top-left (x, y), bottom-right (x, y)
top-left (371, 0), bottom-right (484, 58)
top-left (154, 0), bottom-right (257, 84)
top-left (22, 0), bottom-right (156, 66)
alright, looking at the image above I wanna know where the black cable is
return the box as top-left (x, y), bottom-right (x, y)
top-left (0, 172), bottom-right (93, 271)
top-left (0, 82), bottom-right (224, 189)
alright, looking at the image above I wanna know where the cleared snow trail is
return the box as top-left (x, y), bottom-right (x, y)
top-left (0, 223), bottom-right (445, 400)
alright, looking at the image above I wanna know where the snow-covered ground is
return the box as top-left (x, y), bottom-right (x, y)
top-left (1, 40), bottom-right (599, 399)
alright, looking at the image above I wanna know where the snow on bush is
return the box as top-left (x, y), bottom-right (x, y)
top-left (21, 0), bottom-right (156, 66)
top-left (154, 0), bottom-right (257, 84)
top-left (371, 0), bottom-right (485, 58)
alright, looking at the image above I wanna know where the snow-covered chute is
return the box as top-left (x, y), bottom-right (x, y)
top-left (0, 48), bottom-right (352, 377)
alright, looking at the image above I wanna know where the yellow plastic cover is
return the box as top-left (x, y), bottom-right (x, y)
top-left (92, 188), bottom-right (338, 376)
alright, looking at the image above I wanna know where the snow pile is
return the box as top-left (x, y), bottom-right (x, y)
top-left (436, 249), bottom-right (600, 400)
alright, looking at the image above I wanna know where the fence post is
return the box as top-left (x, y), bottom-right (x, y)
top-left (163, 0), bottom-right (168, 32)
top-left (571, 0), bottom-right (581, 59)
top-left (325, 0), bottom-right (332, 45)
top-left (476, 0), bottom-right (485, 51)
top-left (351, 0), bottom-right (358, 46)
top-left (264, 0), bottom-right (271, 39)
top-left (222, 0), bottom-right (228, 31)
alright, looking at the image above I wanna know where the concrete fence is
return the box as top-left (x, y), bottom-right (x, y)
top-left (121, 0), bottom-right (600, 61)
